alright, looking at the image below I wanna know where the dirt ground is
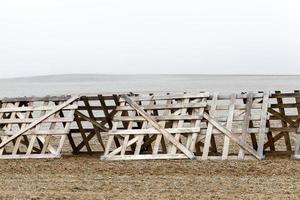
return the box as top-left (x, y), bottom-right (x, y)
top-left (0, 154), bottom-right (299, 200)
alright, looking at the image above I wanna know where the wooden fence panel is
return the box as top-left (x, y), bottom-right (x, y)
top-left (101, 92), bottom-right (268, 160)
top-left (0, 96), bottom-right (78, 159)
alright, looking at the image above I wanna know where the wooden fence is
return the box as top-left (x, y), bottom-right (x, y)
top-left (0, 91), bottom-right (299, 160)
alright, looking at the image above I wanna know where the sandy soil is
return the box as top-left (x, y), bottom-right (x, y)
top-left (0, 154), bottom-right (299, 200)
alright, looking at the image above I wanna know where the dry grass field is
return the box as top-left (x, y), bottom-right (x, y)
top-left (0, 154), bottom-right (299, 200)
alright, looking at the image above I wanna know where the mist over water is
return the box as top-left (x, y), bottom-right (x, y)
top-left (0, 74), bottom-right (299, 97)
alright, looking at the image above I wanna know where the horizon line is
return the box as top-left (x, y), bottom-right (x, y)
top-left (1, 73), bottom-right (300, 80)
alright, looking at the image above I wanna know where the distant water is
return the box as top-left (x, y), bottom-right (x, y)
top-left (0, 74), bottom-right (299, 97)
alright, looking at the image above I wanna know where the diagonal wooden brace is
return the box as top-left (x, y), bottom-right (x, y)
top-left (203, 113), bottom-right (262, 160)
top-left (268, 108), bottom-right (297, 127)
top-left (75, 110), bottom-right (109, 132)
top-left (122, 95), bottom-right (195, 159)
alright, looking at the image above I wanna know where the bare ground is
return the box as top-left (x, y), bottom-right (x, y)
top-left (0, 154), bottom-right (299, 200)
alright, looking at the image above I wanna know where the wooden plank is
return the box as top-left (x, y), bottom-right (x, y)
top-left (103, 136), bottom-right (139, 159)
top-left (203, 113), bottom-right (261, 160)
top-left (41, 135), bottom-right (51, 154)
top-left (119, 93), bottom-right (210, 102)
top-left (102, 154), bottom-right (189, 160)
top-left (98, 94), bottom-right (113, 128)
top-left (210, 93), bottom-right (264, 99)
top-left (222, 94), bottom-right (236, 160)
top-left (103, 101), bottom-right (125, 156)
top-left (113, 115), bottom-right (203, 121)
top-left (2, 95), bottom-right (71, 103)
top-left (189, 99), bottom-right (206, 154)
top-left (0, 96), bottom-right (79, 149)
top-left (202, 93), bottom-right (218, 160)
top-left (102, 154), bottom-right (255, 161)
top-left (12, 102), bottom-right (33, 155)
top-left (271, 93), bottom-right (300, 98)
top-left (77, 106), bottom-right (115, 110)
top-left (116, 102), bottom-right (207, 111)
top-left (80, 96), bottom-right (106, 150)
top-left (269, 127), bottom-right (297, 132)
top-left (170, 98), bottom-right (189, 154)
top-left (294, 90), bottom-right (300, 130)
top-left (256, 92), bottom-right (269, 158)
top-left (153, 99), bottom-right (171, 155)
top-left (200, 127), bottom-right (264, 135)
top-left (0, 117), bottom-right (74, 124)
top-left (216, 104), bottom-right (262, 110)
top-left (74, 113), bottom-right (92, 153)
top-left (121, 95), bottom-right (195, 159)
top-left (26, 101), bottom-right (49, 155)
top-left (108, 127), bottom-right (264, 135)
top-left (293, 90), bottom-right (300, 158)
top-left (271, 103), bottom-right (300, 109)
top-left (238, 93), bottom-right (253, 159)
top-left (0, 105), bottom-right (77, 113)
top-left (74, 111), bottom-right (109, 132)
top-left (134, 100), bottom-right (154, 155)
top-left (120, 110), bottom-right (136, 155)
top-left (0, 129), bottom-right (69, 136)
top-left (293, 134), bottom-right (300, 159)
top-left (268, 108), bottom-right (297, 127)
top-left (0, 154), bottom-right (61, 159)
top-left (80, 95), bottom-right (117, 101)
top-left (56, 108), bottom-right (76, 155)
top-left (275, 91), bottom-right (291, 151)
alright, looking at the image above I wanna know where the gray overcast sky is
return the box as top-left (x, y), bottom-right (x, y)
top-left (0, 0), bottom-right (299, 78)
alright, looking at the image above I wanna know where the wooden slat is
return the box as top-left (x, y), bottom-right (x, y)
top-left (113, 115), bottom-right (203, 121)
top-left (116, 102), bottom-right (207, 111)
top-left (119, 93), bottom-right (210, 102)
top-left (103, 101), bottom-right (125, 156)
top-left (2, 96), bottom-right (71, 103)
top-left (238, 92), bottom-right (253, 159)
top-left (134, 99), bottom-right (154, 155)
top-left (202, 93), bottom-right (218, 160)
top-left (216, 104), bottom-right (262, 110)
top-left (268, 108), bottom-right (297, 127)
top-left (0, 117), bottom-right (75, 124)
top-left (77, 106), bottom-right (115, 110)
top-left (271, 93), bottom-right (300, 98)
top-left (222, 93), bottom-right (236, 160)
top-left (81, 96), bottom-right (105, 150)
top-left (80, 95), bottom-right (116, 101)
top-left (0, 105), bottom-right (77, 113)
top-left (12, 101), bottom-right (33, 155)
top-left (170, 98), bottom-right (189, 154)
top-left (210, 93), bottom-right (264, 99)
top-left (0, 154), bottom-right (61, 159)
top-left (75, 111), bottom-right (109, 132)
top-left (271, 103), bottom-right (300, 109)
top-left (256, 92), bottom-right (269, 159)
top-left (121, 95), bottom-right (195, 159)
top-left (188, 98), bottom-right (205, 153)
top-left (108, 127), bottom-right (264, 135)
top-left (275, 91), bottom-right (292, 151)
top-left (98, 94), bottom-right (113, 128)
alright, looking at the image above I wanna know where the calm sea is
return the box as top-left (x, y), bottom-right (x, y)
top-left (0, 74), bottom-right (299, 97)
